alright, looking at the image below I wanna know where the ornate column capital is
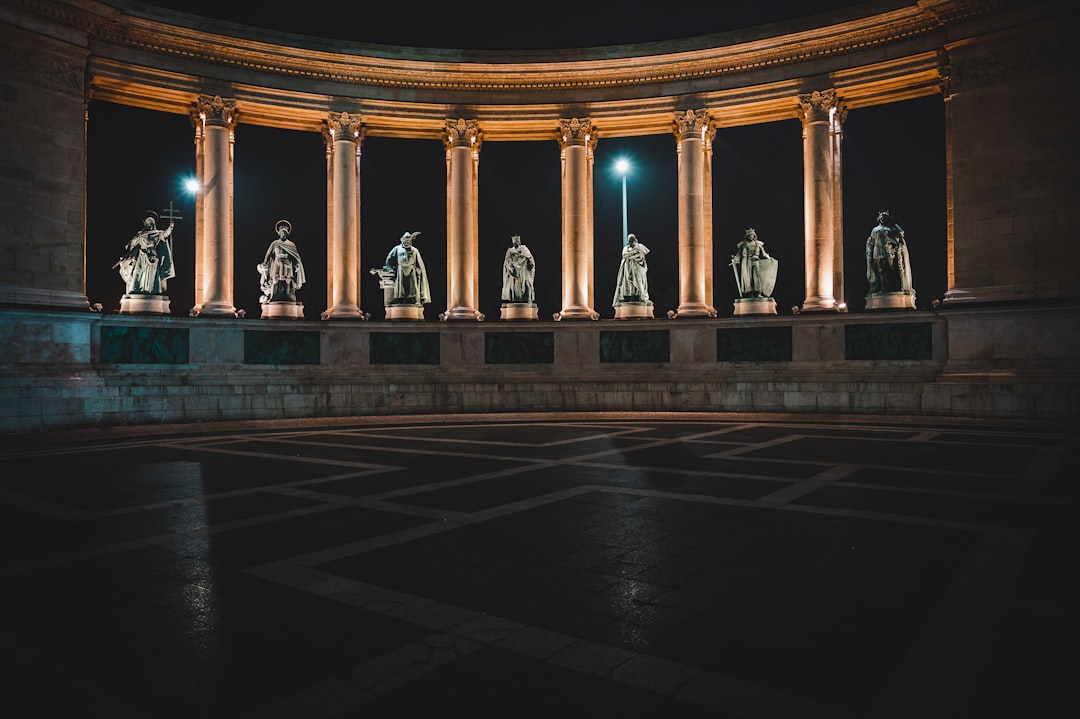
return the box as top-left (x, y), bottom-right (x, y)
top-left (797, 89), bottom-right (841, 124)
top-left (673, 109), bottom-right (710, 141)
top-left (443, 118), bottom-right (481, 149)
top-left (326, 111), bottom-right (363, 141)
top-left (195, 95), bottom-right (238, 128)
top-left (557, 118), bottom-right (593, 148)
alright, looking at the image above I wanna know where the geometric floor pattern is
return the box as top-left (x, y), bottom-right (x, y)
top-left (2, 412), bottom-right (1077, 718)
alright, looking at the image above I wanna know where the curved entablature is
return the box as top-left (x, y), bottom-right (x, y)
top-left (65, 0), bottom-right (1034, 139)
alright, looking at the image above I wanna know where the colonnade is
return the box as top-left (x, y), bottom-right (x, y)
top-left (183, 92), bottom-right (848, 321)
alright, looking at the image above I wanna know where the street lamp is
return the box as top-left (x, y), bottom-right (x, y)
top-left (615, 158), bottom-right (630, 246)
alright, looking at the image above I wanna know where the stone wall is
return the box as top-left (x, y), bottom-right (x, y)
top-left (2, 306), bottom-right (1076, 434)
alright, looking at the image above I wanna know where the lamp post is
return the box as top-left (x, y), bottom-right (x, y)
top-left (615, 158), bottom-right (630, 246)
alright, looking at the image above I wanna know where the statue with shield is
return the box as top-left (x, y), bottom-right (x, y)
top-left (729, 228), bottom-right (778, 315)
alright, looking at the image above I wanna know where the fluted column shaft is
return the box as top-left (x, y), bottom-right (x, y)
top-left (674, 109), bottom-right (713, 317)
top-left (798, 90), bottom-right (840, 312)
top-left (703, 126), bottom-right (717, 316)
top-left (443, 119), bottom-right (482, 320)
top-left (830, 101), bottom-right (847, 308)
top-left (323, 112), bottom-right (365, 319)
top-left (193, 95), bottom-right (237, 317)
top-left (557, 118), bottom-right (597, 320)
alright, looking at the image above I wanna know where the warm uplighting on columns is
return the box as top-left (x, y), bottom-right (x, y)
top-left (191, 94), bottom-right (237, 318)
top-left (555, 118), bottom-right (598, 320)
top-left (322, 111), bottom-right (366, 320)
top-left (673, 108), bottom-right (715, 318)
top-left (798, 89), bottom-right (841, 312)
top-left (829, 99), bottom-right (847, 310)
top-left (441, 118), bottom-right (483, 321)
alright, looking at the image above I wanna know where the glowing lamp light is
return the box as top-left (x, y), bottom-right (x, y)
top-left (615, 158), bottom-right (630, 246)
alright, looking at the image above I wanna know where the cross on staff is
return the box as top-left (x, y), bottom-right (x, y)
top-left (160, 200), bottom-right (184, 224)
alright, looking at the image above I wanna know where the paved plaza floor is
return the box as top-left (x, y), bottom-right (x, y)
top-left (1, 412), bottom-right (1076, 718)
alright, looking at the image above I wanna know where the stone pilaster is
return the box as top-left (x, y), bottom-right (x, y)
top-left (673, 109), bottom-right (715, 318)
top-left (441, 119), bottom-right (483, 321)
top-left (556, 119), bottom-right (599, 320)
top-left (798, 89), bottom-right (841, 312)
top-left (942, 24), bottom-right (1080, 305)
top-left (703, 122), bottom-right (717, 317)
top-left (191, 95), bottom-right (238, 317)
top-left (322, 112), bottom-right (366, 320)
top-left (0, 24), bottom-right (90, 309)
top-left (829, 100), bottom-right (847, 309)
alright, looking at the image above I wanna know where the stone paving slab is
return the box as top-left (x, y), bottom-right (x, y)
top-left (1, 413), bottom-right (1076, 717)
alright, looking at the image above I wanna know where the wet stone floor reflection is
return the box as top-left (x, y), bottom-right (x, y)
top-left (1, 413), bottom-right (1076, 718)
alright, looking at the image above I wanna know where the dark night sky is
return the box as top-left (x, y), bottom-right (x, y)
top-left (86, 1), bottom-right (945, 319)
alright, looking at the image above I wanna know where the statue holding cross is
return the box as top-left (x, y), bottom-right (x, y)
top-left (115, 206), bottom-right (178, 311)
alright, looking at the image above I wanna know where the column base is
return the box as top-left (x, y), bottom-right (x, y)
top-left (865, 292), bottom-right (916, 310)
top-left (500, 303), bottom-right (538, 321)
top-left (321, 304), bottom-right (368, 320)
top-left (260, 302), bottom-right (304, 320)
top-left (799, 297), bottom-right (836, 312)
top-left (119, 294), bottom-right (171, 315)
top-left (194, 300), bottom-right (238, 317)
top-left (441, 306), bottom-right (484, 321)
top-left (733, 297), bottom-right (777, 316)
top-left (673, 301), bottom-right (714, 318)
top-left (384, 305), bottom-right (426, 321)
top-left (614, 302), bottom-right (655, 319)
top-left (555, 305), bottom-right (599, 321)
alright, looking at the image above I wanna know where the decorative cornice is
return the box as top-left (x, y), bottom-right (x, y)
top-left (80, 1), bottom-right (967, 96)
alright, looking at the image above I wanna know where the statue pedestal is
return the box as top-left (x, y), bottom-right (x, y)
top-left (614, 302), bottom-right (654, 319)
top-left (865, 292), bottom-right (916, 310)
top-left (500, 303), bottom-right (538, 321)
top-left (261, 302), bottom-right (304, 320)
top-left (733, 297), bottom-right (777, 316)
top-left (119, 294), bottom-right (171, 315)
top-left (384, 305), bottom-right (425, 321)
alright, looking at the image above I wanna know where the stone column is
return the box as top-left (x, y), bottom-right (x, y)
top-left (192, 95), bottom-right (237, 317)
top-left (322, 112), bottom-right (366, 320)
top-left (830, 99), bottom-right (847, 310)
top-left (556, 118), bottom-right (598, 320)
top-left (674, 109), bottom-right (714, 318)
top-left (442, 119), bottom-right (483, 321)
top-left (798, 90), bottom-right (841, 312)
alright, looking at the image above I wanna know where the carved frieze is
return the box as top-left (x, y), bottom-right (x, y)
top-left (0, 37), bottom-right (83, 93)
top-left (945, 32), bottom-right (1074, 94)
top-left (79, 1), bottom-right (958, 96)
